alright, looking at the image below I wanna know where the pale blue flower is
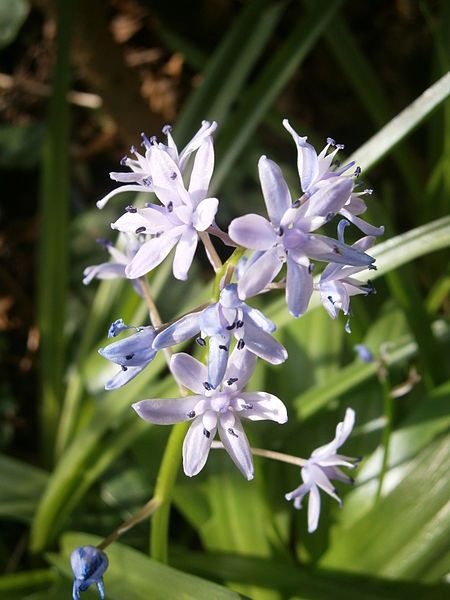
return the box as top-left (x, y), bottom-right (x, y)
top-left (110, 135), bottom-right (218, 280)
top-left (229, 156), bottom-right (376, 317)
top-left (83, 237), bottom-right (143, 295)
top-left (282, 120), bottom-right (384, 237)
top-left (71, 545), bottom-right (108, 600)
top-left (285, 408), bottom-right (359, 533)
top-left (354, 344), bottom-right (374, 363)
top-left (99, 322), bottom-right (156, 389)
top-left (133, 348), bottom-right (287, 479)
top-left (97, 121), bottom-right (217, 209)
top-left (153, 284), bottom-right (287, 389)
top-left (317, 226), bottom-right (377, 328)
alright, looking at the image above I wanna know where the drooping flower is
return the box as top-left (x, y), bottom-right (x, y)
top-left (153, 283), bottom-right (287, 389)
top-left (282, 120), bottom-right (384, 237)
top-left (229, 155), bottom-right (376, 317)
top-left (317, 226), bottom-right (377, 330)
top-left (83, 236), bottom-right (143, 295)
top-left (133, 348), bottom-right (288, 479)
top-left (285, 408), bottom-right (359, 533)
top-left (71, 545), bottom-right (108, 600)
top-left (110, 135), bottom-right (218, 280)
top-left (97, 121), bottom-right (217, 209)
top-left (98, 322), bottom-right (157, 390)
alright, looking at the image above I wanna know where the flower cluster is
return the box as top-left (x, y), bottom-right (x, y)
top-left (80, 118), bottom-right (382, 597)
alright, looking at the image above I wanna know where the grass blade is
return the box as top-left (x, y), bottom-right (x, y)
top-left (38, 0), bottom-right (74, 466)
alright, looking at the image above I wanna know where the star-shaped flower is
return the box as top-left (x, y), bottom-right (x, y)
top-left (110, 135), bottom-right (218, 280)
top-left (229, 156), bottom-right (375, 316)
top-left (153, 284), bottom-right (287, 389)
top-left (97, 121), bottom-right (217, 209)
top-left (285, 408), bottom-right (359, 533)
top-left (133, 348), bottom-right (288, 479)
top-left (98, 322), bottom-right (157, 390)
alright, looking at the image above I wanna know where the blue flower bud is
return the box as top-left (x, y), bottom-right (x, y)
top-left (70, 545), bottom-right (108, 600)
top-left (354, 344), bottom-right (374, 364)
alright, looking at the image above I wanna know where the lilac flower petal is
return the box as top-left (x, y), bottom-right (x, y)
top-left (322, 465), bottom-right (354, 484)
top-left (307, 483), bottom-right (321, 533)
top-left (302, 234), bottom-right (375, 267)
top-left (173, 226), bottom-right (198, 280)
top-left (132, 395), bottom-right (203, 424)
top-left (224, 348), bottom-right (257, 391)
top-left (199, 304), bottom-right (222, 335)
top-left (243, 320), bottom-right (288, 364)
top-left (188, 136), bottom-right (214, 206)
top-left (179, 121), bottom-right (218, 172)
top-left (98, 327), bottom-right (156, 366)
top-left (243, 306), bottom-right (276, 333)
top-left (285, 481), bottom-right (310, 506)
top-left (192, 197), bottom-right (219, 231)
top-left (307, 463), bottom-right (342, 505)
top-left (218, 416), bottom-right (254, 480)
top-left (258, 156), bottom-right (291, 226)
top-left (183, 417), bottom-right (216, 477)
top-left (312, 408), bottom-right (355, 458)
top-left (237, 247), bottom-right (283, 300)
top-left (125, 233), bottom-right (180, 279)
top-left (238, 392), bottom-right (287, 423)
top-left (297, 177), bottom-right (353, 231)
top-left (150, 146), bottom-right (191, 207)
top-left (286, 258), bottom-right (313, 317)
top-left (208, 333), bottom-right (231, 389)
top-left (83, 263), bottom-right (126, 285)
top-left (170, 353), bottom-right (208, 394)
top-left (283, 120), bottom-right (319, 192)
top-left (340, 209), bottom-right (385, 236)
top-left (229, 214), bottom-right (277, 250)
top-left (153, 313), bottom-right (201, 350)
top-left (112, 205), bottom-right (172, 234)
top-left (105, 364), bottom-right (145, 390)
top-left (96, 185), bottom-right (148, 209)
top-left (109, 171), bottom-right (146, 183)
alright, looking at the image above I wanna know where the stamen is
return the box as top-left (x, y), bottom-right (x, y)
top-left (291, 199), bottom-right (301, 209)
top-left (120, 155), bottom-right (128, 166)
top-left (237, 339), bottom-right (245, 350)
top-left (226, 377), bottom-right (238, 385)
top-left (225, 323), bottom-right (235, 330)
top-left (336, 143), bottom-right (345, 150)
top-left (242, 403), bottom-right (253, 409)
top-left (167, 201), bottom-right (173, 213)
top-left (142, 177), bottom-right (152, 187)
top-left (308, 263), bottom-right (314, 274)
top-left (327, 137), bottom-right (336, 146)
top-left (125, 205), bottom-right (137, 213)
top-left (219, 345), bottom-right (228, 351)
top-left (325, 212), bottom-right (335, 223)
top-left (328, 295), bottom-right (335, 305)
top-left (130, 145), bottom-right (137, 154)
top-left (333, 159), bottom-right (341, 167)
top-left (196, 337), bottom-right (206, 347)
top-left (150, 135), bottom-right (158, 145)
top-left (228, 428), bottom-right (239, 438)
top-left (333, 245), bottom-right (342, 255)
top-left (170, 172), bottom-right (177, 180)
top-left (364, 188), bottom-right (373, 195)
top-left (187, 410), bottom-right (196, 418)
top-left (277, 226), bottom-right (284, 236)
top-left (141, 132), bottom-right (151, 149)
top-left (368, 264), bottom-right (378, 271)
top-left (354, 166), bottom-right (361, 177)
top-left (362, 280), bottom-right (376, 295)
top-left (135, 227), bottom-right (146, 234)
top-left (125, 353), bottom-right (135, 360)
top-left (236, 320), bottom-right (244, 328)
top-left (121, 366), bottom-right (128, 371)
top-left (203, 381), bottom-right (212, 391)
top-left (203, 429), bottom-right (211, 438)
top-left (162, 124), bottom-right (172, 135)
